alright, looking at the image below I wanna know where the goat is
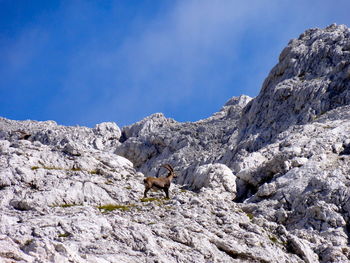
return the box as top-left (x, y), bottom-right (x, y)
top-left (143, 164), bottom-right (177, 199)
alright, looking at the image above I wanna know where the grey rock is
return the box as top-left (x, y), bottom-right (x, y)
top-left (2, 24), bottom-right (350, 262)
top-left (181, 163), bottom-right (236, 196)
top-left (287, 235), bottom-right (319, 263)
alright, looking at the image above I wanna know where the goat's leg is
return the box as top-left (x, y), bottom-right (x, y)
top-left (144, 187), bottom-right (150, 198)
top-left (164, 187), bottom-right (169, 199)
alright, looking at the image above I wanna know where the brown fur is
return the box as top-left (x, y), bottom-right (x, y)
top-left (143, 164), bottom-right (176, 198)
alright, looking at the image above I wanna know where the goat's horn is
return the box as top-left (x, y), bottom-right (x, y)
top-left (161, 164), bottom-right (174, 173)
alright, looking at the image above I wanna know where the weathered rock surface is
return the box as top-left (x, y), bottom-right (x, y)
top-left (1, 24), bottom-right (350, 262)
top-left (240, 23), bottom-right (350, 151)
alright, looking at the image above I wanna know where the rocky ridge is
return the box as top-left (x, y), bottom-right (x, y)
top-left (1, 24), bottom-right (350, 262)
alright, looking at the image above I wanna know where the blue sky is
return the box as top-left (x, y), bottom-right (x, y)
top-left (1, 1), bottom-right (350, 127)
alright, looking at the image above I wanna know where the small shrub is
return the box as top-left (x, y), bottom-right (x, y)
top-left (105, 180), bottom-right (114, 185)
top-left (24, 239), bottom-right (34, 246)
top-left (269, 235), bottom-right (278, 243)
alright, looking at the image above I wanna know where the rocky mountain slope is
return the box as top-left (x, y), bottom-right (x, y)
top-left (1, 24), bottom-right (350, 262)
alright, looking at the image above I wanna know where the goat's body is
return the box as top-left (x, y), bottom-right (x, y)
top-left (143, 164), bottom-right (176, 198)
top-left (143, 177), bottom-right (171, 189)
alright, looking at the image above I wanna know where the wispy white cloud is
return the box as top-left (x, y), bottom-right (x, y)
top-left (59, 0), bottom-right (286, 124)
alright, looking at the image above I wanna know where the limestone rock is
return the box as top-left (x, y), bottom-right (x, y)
top-left (180, 163), bottom-right (236, 198)
top-left (2, 24), bottom-right (350, 262)
top-left (240, 24), bottom-right (350, 151)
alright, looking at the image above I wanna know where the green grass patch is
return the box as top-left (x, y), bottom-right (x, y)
top-left (269, 235), bottom-right (286, 246)
top-left (105, 180), bottom-right (114, 185)
top-left (31, 165), bottom-right (100, 174)
top-left (60, 204), bottom-right (76, 208)
top-left (269, 235), bottom-right (278, 243)
top-left (323, 125), bottom-right (334, 129)
top-left (97, 204), bottom-right (134, 212)
top-left (246, 213), bottom-right (254, 220)
top-left (31, 166), bottom-right (64, 171)
top-left (53, 203), bottom-right (78, 208)
top-left (140, 197), bottom-right (163, 202)
top-left (140, 197), bottom-right (170, 207)
top-left (43, 166), bottom-right (63, 171)
top-left (58, 232), bottom-right (71, 238)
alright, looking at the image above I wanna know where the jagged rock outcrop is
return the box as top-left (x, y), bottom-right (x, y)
top-left (115, 95), bottom-right (252, 184)
top-left (239, 23), bottom-right (350, 151)
top-left (1, 24), bottom-right (350, 262)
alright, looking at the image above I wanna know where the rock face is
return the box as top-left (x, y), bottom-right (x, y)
top-left (240, 23), bottom-right (350, 151)
top-left (1, 24), bottom-right (350, 262)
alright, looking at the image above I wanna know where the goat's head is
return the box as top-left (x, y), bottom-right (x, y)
top-left (161, 164), bottom-right (177, 178)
